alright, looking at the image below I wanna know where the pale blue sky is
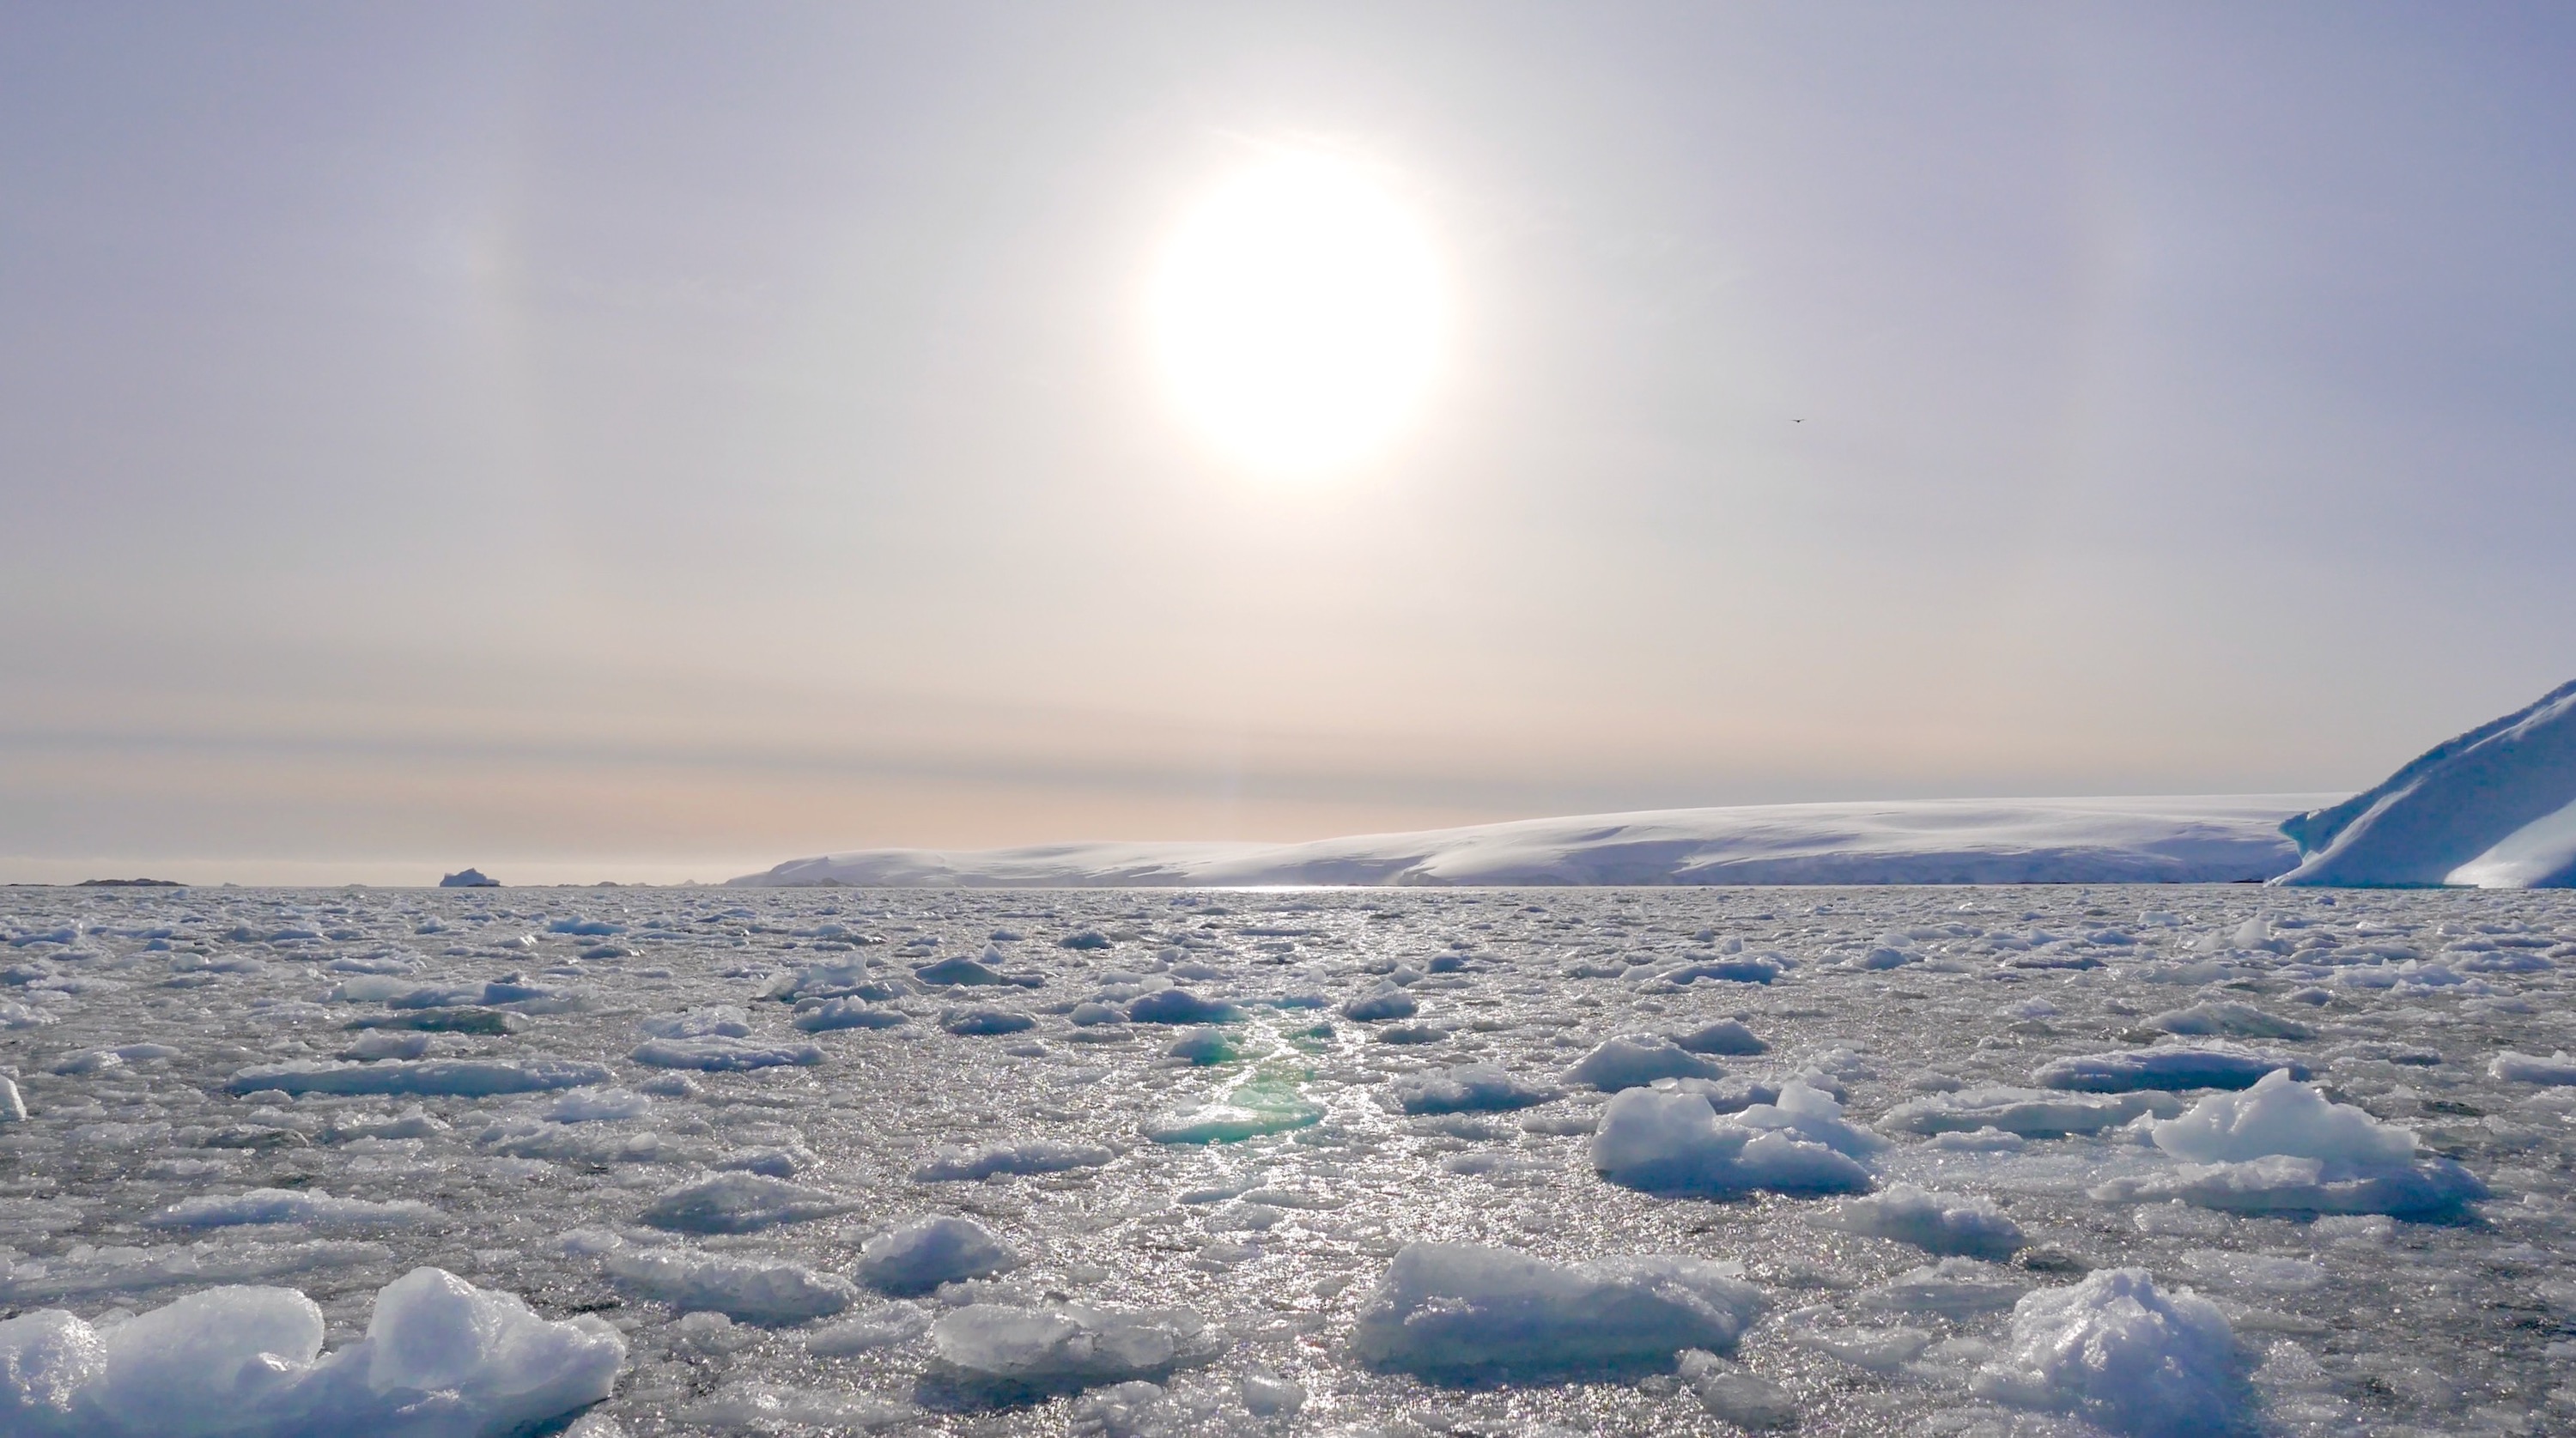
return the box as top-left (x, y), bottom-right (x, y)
top-left (3, 3), bottom-right (2572, 882)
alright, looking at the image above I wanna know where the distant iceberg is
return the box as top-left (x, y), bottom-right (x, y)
top-left (2275, 678), bottom-right (2576, 889)
top-left (438, 867), bottom-right (501, 888)
top-left (733, 795), bottom-right (2324, 889)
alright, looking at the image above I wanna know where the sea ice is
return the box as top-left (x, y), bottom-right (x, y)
top-left (628, 1036), bottom-right (824, 1071)
top-left (148, 1188), bottom-right (439, 1231)
top-left (1386, 1062), bottom-right (1558, 1114)
top-left (227, 1057), bottom-right (611, 1097)
top-left (1826, 1183), bottom-right (2024, 1260)
top-left (1973, 1268), bottom-right (2252, 1436)
top-left (2491, 1050), bottom-right (2576, 1084)
top-left (914, 1139), bottom-right (1115, 1182)
top-left (638, 1173), bottom-right (854, 1234)
top-left (855, 1216), bottom-right (1018, 1294)
top-left (2092, 1070), bottom-right (2488, 1217)
top-left (1564, 1034), bottom-right (1726, 1090)
top-left (927, 1302), bottom-right (1213, 1403)
top-left (1349, 1241), bottom-right (1765, 1378)
top-left (1591, 1086), bottom-right (1870, 1197)
top-left (605, 1247), bottom-right (859, 1324)
top-left (2032, 1047), bottom-right (2306, 1093)
top-left (0, 1267), bottom-right (622, 1438)
top-left (1878, 1084), bottom-right (2183, 1138)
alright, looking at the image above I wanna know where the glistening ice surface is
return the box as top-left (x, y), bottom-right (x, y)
top-left (3, 884), bottom-right (2573, 1436)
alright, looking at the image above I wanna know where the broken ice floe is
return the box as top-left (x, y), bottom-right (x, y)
top-left (1349, 1241), bottom-right (1765, 1379)
top-left (1972, 1268), bottom-right (2252, 1437)
top-left (2091, 1070), bottom-right (2487, 1217)
top-left (1825, 1183), bottom-right (2024, 1260)
top-left (0, 1267), bottom-right (622, 1438)
top-left (1591, 1083), bottom-right (1871, 1197)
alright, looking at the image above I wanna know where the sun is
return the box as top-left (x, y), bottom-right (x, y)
top-left (1150, 154), bottom-right (1444, 476)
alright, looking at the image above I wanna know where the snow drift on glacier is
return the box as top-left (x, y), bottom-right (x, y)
top-left (2276, 677), bottom-right (2576, 888)
top-left (732, 795), bottom-right (2324, 888)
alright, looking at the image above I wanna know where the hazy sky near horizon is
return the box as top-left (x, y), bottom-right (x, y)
top-left (5, 3), bottom-right (2574, 883)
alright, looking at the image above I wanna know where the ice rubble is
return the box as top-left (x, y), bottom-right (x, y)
top-left (2278, 677), bottom-right (2576, 888)
top-left (2092, 1070), bottom-right (2488, 1217)
top-left (925, 1302), bottom-right (1215, 1403)
top-left (2030, 1047), bottom-right (2306, 1093)
top-left (1564, 1034), bottom-right (1726, 1090)
top-left (2491, 1050), bottom-right (2576, 1084)
top-left (736, 794), bottom-right (2321, 887)
top-left (1349, 1241), bottom-right (1765, 1378)
top-left (854, 1216), bottom-right (1018, 1295)
top-left (1387, 1062), bottom-right (1559, 1114)
top-left (605, 1247), bottom-right (858, 1323)
top-left (0, 1267), bottom-right (622, 1437)
top-left (914, 1138), bottom-right (1115, 1182)
top-left (227, 1057), bottom-right (611, 1097)
top-left (638, 1172), bottom-right (854, 1234)
top-left (1826, 1183), bottom-right (2025, 1260)
top-left (1972, 1268), bottom-right (2252, 1437)
top-left (1879, 1085), bottom-right (2182, 1138)
top-left (148, 1188), bottom-right (438, 1231)
top-left (1591, 1083), bottom-right (1873, 1196)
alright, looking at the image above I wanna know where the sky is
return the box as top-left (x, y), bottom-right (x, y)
top-left (3, 3), bottom-right (2573, 884)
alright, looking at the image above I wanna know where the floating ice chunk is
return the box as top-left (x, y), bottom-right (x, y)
top-left (1731, 1079), bottom-right (1884, 1157)
top-left (148, 1189), bottom-right (438, 1231)
top-left (1673, 1019), bottom-right (1766, 1055)
top-left (1067, 1378), bottom-right (1164, 1436)
top-left (927, 1301), bottom-right (1212, 1402)
top-left (1657, 957), bottom-right (1780, 985)
top-left (914, 956), bottom-right (1041, 987)
top-left (1388, 1063), bottom-right (1558, 1115)
top-left (939, 1007), bottom-right (1036, 1036)
top-left (638, 1006), bottom-right (751, 1039)
top-left (2093, 1154), bottom-right (2487, 1218)
top-left (2148, 1003), bottom-right (2315, 1040)
top-left (1972, 1268), bottom-right (2251, 1437)
top-left (629, 1036), bottom-right (823, 1071)
top-left (793, 998), bottom-right (907, 1032)
top-left (1861, 1258), bottom-right (2028, 1316)
top-left (1827, 1183), bottom-right (2024, 1259)
top-left (1564, 1035), bottom-right (1725, 1091)
top-left (764, 960), bottom-right (882, 1002)
top-left (1067, 1002), bottom-right (1126, 1027)
top-left (856, 1217), bottom-right (1018, 1295)
top-left (0, 1000), bottom-right (56, 1028)
top-left (2033, 1048), bottom-right (2307, 1094)
top-left (639, 1172), bottom-right (854, 1234)
top-left (1879, 1084), bottom-right (2182, 1138)
top-left (605, 1248), bottom-right (858, 1324)
top-left (0, 1241), bottom-right (392, 1305)
top-left (2491, 1050), bottom-right (2576, 1084)
top-left (1591, 1087), bottom-right (1871, 1197)
top-left (544, 1087), bottom-right (652, 1123)
top-left (1239, 1368), bottom-right (1306, 1417)
top-left (1349, 1241), bottom-right (1764, 1379)
top-left (682, 1384), bottom-right (914, 1431)
top-left (1163, 1027), bottom-right (1241, 1065)
top-left (228, 1057), bottom-right (611, 1097)
top-left (1125, 990), bottom-right (1242, 1024)
top-left (1785, 1323), bottom-right (1933, 1372)
top-left (1339, 985), bottom-right (1417, 1022)
top-left (914, 1139), bottom-right (1115, 1182)
top-left (807, 1303), bottom-right (932, 1357)
top-left (0, 1077), bottom-right (23, 1122)
top-left (2149, 1070), bottom-right (2415, 1167)
top-left (2090, 1070), bottom-right (2488, 1217)
top-left (2174, 1250), bottom-right (2325, 1292)
top-left (0, 1268), bottom-right (622, 1438)
top-left (0, 1308), bottom-right (98, 1427)
top-left (341, 1029), bottom-right (430, 1061)
top-left (1677, 1348), bottom-right (1797, 1428)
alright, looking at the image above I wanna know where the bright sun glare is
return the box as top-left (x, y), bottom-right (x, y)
top-left (1151, 155), bottom-right (1443, 476)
